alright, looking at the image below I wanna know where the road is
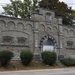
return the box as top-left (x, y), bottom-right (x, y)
top-left (0, 68), bottom-right (75, 75)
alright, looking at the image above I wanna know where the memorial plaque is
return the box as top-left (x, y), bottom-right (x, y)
top-left (58, 55), bottom-right (64, 60)
top-left (33, 53), bottom-right (41, 60)
top-left (12, 53), bottom-right (20, 60)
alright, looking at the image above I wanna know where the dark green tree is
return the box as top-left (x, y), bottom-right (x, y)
top-left (2, 0), bottom-right (38, 18)
top-left (39, 0), bottom-right (59, 10)
top-left (39, 0), bottom-right (74, 25)
top-left (71, 10), bottom-right (75, 25)
top-left (71, 10), bottom-right (75, 17)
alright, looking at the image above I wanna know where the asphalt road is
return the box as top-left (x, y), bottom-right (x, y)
top-left (0, 68), bottom-right (75, 75)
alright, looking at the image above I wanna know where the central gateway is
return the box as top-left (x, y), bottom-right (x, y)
top-left (40, 35), bottom-right (57, 52)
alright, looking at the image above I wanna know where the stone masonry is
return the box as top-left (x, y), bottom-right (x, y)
top-left (0, 8), bottom-right (75, 60)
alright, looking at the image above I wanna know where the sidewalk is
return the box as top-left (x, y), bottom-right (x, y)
top-left (0, 67), bottom-right (75, 75)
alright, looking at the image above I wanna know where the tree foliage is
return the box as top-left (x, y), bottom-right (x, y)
top-left (71, 10), bottom-right (75, 18)
top-left (39, 0), bottom-right (74, 25)
top-left (20, 49), bottom-right (33, 66)
top-left (2, 0), bottom-right (75, 25)
top-left (2, 0), bottom-right (38, 18)
top-left (71, 10), bottom-right (75, 25)
top-left (41, 51), bottom-right (57, 65)
top-left (0, 50), bottom-right (13, 66)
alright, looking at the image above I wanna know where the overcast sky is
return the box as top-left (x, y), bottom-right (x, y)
top-left (59, 0), bottom-right (75, 9)
top-left (0, 0), bottom-right (75, 13)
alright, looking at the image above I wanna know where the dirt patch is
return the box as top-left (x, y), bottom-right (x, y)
top-left (0, 60), bottom-right (64, 71)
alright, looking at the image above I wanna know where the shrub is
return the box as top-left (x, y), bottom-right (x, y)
top-left (0, 50), bottom-right (13, 66)
top-left (60, 57), bottom-right (75, 66)
top-left (41, 51), bottom-right (57, 65)
top-left (20, 50), bottom-right (33, 66)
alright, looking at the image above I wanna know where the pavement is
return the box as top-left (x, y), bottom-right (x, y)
top-left (0, 67), bottom-right (75, 75)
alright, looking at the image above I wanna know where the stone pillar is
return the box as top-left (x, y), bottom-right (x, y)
top-left (13, 37), bottom-right (18, 45)
top-left (33, 22), bottom-right (41, 60)
top-left (0, 27), bottom-right (3, 45)
top-left (33, 22), bottom-right (39, 53)
top-left (58, 25), bottom-right (63, 52)
top-left (57, 17), bottom-right (63, 61)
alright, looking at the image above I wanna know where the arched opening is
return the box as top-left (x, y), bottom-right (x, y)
top-left (40, 35), bottom-right (56, 52)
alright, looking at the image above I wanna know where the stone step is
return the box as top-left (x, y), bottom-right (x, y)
top-left (56, 61), bottom-right (65, 67)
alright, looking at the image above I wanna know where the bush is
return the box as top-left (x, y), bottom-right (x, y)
top-left (60, 57), bottom-right (75, 66)
top-left (0, 50), bottom-right (13, 66)
top-left (20, 50), bottom-right (33, 66)
top-left (41, 51), bottom-right (57, 65)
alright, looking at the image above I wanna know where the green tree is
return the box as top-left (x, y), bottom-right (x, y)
top-left (2, 0), bottom-right (38, 18)
top-left (71, 10), bottom-right (75, 25)
top-left (39, 0), bottom-right (73, 25)
top-left (71, 10), bottom-right (75, 18)
top-left (39, 0), bottom-right (59, 10)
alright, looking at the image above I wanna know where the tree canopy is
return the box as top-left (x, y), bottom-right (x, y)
top-left (2, 0), bottom-right (38, 18)
top-left (39, 0), bottom-right (74, 25)
top-left (1, 0), bottom-right (75, 25)
top-left (71, 10), bottom-right (75, 17)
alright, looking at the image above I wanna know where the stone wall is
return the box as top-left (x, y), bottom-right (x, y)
top-left (0, 16), bottom-right (34, 60)
top-left (0, 8), bottom-right (75, 60)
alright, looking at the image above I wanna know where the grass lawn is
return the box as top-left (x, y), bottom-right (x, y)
top-left (0, 60), bottom-right (63, 71)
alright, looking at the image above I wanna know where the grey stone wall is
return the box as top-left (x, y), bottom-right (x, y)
top-left (0, 8), bottom-right (75, 60)
top-left (0, 16), bottom-right (34, 60)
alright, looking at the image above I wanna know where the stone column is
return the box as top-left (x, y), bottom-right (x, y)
top-left (13, 37), bottom-right (18, 45)
top-left (58, 17), bottom-right (63, 55)
top-left (33, 22), bottom-right (39, 53)
top-left (33, 22), bottom-right (41, 60)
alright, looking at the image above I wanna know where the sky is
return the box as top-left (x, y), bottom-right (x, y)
top-left (59, 0), bottom-right (75, 9)
top-left (0, 0), bottom-right (75, 13)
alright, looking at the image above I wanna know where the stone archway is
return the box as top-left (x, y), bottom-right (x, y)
top-left (40, 35), bottom-right (57, 52)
